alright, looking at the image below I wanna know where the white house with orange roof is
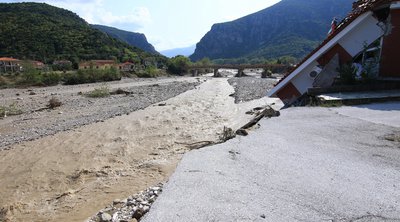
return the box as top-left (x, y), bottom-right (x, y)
top-left (0, 57), bottom-right (21, 73)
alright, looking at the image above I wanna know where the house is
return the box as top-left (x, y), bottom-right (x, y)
top-left (0, 57), bottom-right (21, 73)
top-left (79, 60), bottom-right (116, 70)
top-left (118, 62), bottom-right (136, 72)
top-left (53, 60), bottom-right (73, 70)
top-left (268, 0), bottom-right (400, 104)
top-left (30, 60), bottom-right (45, 70)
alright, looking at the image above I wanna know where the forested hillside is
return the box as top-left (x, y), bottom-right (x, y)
top-left (0, 3), bottom-right (157, 64)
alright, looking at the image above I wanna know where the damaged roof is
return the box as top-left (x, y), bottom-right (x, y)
top-left (275, 0), bottom-right (394, 87)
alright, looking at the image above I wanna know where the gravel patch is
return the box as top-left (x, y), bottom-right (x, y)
top-left (228, 77), bottom-right (277, 103)
top-left (0, 79), bottom-right (201, 148)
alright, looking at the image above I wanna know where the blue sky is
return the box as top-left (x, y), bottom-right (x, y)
top-left (1, 0), bottom-right (281, 51)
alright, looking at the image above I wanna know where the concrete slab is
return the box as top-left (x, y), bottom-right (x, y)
top-left (333, 102), bottom-right (400, 128)
top-left (317, 89), bottom-right (400, 101)
top-left (143, 104), bottom-right (400, 222)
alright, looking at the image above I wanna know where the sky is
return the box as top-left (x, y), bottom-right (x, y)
top-left (1, 0), bottom-right (281, 51)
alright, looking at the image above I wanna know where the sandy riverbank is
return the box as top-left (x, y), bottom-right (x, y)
top-left (0, 77), bottom-right (282, 221)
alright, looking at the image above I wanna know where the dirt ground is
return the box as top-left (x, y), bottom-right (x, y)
top-left (0, 77), bottom-right (281, 222)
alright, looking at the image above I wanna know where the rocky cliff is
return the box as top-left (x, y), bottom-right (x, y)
top-left (190, 0), bottom-right (351, 61)
top-left (92, 24), bottom-right (158, 54)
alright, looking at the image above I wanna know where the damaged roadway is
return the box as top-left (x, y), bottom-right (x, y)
top-left (143, 102), bottom-right (400, 222)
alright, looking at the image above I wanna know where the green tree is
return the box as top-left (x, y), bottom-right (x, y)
top-left (196, 57), bottom-right (212, 66)
top-left (167, 55), bottom-right (191, 75)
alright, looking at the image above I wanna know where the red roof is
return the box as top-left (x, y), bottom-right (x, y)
top-left (80, 60), bottom-right (116, 66)
top-left (275, 0), bottom-right (394, 86)
top-left (0, 57), bottom-right (20, 62)
top-left (121, 62), bottom-right (135, 65)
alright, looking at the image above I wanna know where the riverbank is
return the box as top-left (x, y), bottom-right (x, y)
top-left (0, 76), bottom-right (282, 221)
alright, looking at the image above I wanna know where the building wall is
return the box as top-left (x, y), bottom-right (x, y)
top-left (276, 82), bottom-right (301, 104)
top-left (338, 14), bottom-right (383, 57)
top-left (380, 8), bottom-right (400, 77)
top-left (317, 44), bottom-right (352, 66)
top-left (291, 61), bottom-right (320, 94)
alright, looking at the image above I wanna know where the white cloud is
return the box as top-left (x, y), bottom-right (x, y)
top-left (96, 7), bottom-right (151, 28)
top-left (5, 0), bottom-right (151, 32)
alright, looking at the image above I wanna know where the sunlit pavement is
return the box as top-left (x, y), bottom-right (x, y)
top-left (143, 102), bottom-right (400, 222)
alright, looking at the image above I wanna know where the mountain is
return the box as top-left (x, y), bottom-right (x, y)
top-left (0, 3), bottom-right (157, 64)
top-left (160, 45), bottom-right (196, 58)
top-left (190, 0), bottom-right (352, 61)
top-left (92, 24), bottom-right (158, 54)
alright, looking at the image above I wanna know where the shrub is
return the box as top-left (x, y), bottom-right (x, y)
top-left (47, 97), bottom-right (62, 109)
top-left (0, 103), bottom-right (22, 117)
top-left (0, 76), bottom-right (9, 88)
top-left (42, 72), bottom-right (61, 86)
top-left (63, 68), bottom-right (121, 85)
top-left (337, 63), bottom-right (356, 85)
top-left (85, 85), bottom-right (110, 98)
top-left (167, 55), bottom-right (191, 75)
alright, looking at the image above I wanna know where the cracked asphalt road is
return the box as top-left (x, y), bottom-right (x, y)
top-left (143, 102), bottom-right (400, 222)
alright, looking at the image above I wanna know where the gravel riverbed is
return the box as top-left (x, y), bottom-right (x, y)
top-left (228, 77), bottom-right (277, 103)
top-left (0, 77), bottom-right (201, 148)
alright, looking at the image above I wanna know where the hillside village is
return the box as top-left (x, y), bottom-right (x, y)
top-left (0, 57), bottom-right (163, 74)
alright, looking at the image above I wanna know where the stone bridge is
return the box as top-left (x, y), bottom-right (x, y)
top-left (189, 64), bottom-right (289, 77)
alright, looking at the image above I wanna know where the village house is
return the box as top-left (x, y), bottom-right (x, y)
top-left (0, 57), bottom-right (21, 73)
top-left (268, 0), bottom-right (400, 104)
top-left (79, 60), bottom-right (116, 70)
top-left (53, 60), bottom-right (72, 70)
top-left (118, 62), bottom-right (136, 72)
top-left (30, 60), bottom-right (45, 70)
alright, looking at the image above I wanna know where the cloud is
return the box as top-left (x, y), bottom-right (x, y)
top-left (96, 7), bottom-right (151, 29)
top-left (4, 0), bottom-right (151, 32)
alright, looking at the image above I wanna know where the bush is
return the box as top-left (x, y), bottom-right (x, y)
top-left (47, 97), bottom-right (62, 109)
top-left (42, 72), bottom-right (61, 86)
top-left (20, 62), bottom-right (43, 85)
top-left (134, 67), bottom-right (166, 78)
top-left (167, 55), bottom-right (191, 75)
top-left (85, 85), bottom-right (110, 98)
top-left (63, 67), bottom-right (121, 85)
top-left (0, 76), bottom-right (9, 88)
top-left (0, 103), bottom-right (22, 117)
top-left (337, 63), bottom-right (356, 85)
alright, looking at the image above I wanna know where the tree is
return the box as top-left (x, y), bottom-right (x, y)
top-left (167, 55), bottom-right (191, 75)
top-left (196, 57), bottom-right (212, 66)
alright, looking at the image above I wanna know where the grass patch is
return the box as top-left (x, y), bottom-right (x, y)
top-left (85, 85), bottom-right (110, 98)
top-left (0, 103), bottom-right (23, 117)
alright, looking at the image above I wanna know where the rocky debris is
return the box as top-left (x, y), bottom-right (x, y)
top-left (87, 184), bottom-right (163, 222)
top-left (228, 77), bottom-right (277, 103)
top-left (100, 212), bottom-right (112, 221)
top-left (237, 105), bottom-right (280, 136)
